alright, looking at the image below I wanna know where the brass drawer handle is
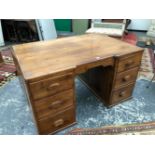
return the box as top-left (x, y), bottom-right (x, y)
top-left (125, 60), bottom-right (134, 67)
top-left (122, 75), bottom-right (130, 82)
top-left (48, 100), bottom-right (63, 109)
top-left (119, 91), bottom-right (125, 97)
top-left (54, 119), bottom-right (64, 127)
top-left (47, 83), bottom-right (60, 90)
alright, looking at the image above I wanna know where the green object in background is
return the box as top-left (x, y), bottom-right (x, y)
top-left (72, 19), bottom-right (89, 35)
top-left (54, 19), bottom-right (72, 32)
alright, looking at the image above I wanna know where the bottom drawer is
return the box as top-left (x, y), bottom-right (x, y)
top-left (37, 107), bottom-right (76, 134)
top-left (111, 84), bottom-right (134, 105)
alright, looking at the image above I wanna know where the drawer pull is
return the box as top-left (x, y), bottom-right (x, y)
top-left (48, 100), bottom-right (63, 109)
top-left (125, 60), bottom-right (134, 67)
top-left (119, 91), bottom-right (125, 97)
top-left (122, 75), bottom-right (130, 82)
top-left (54, 119), bottom-right (64, 127)
top-left (47, 83), bottom-right (60, 90)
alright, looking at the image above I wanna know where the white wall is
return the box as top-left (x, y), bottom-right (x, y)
top-left (128, 19), bottom-right (151, 31)
top-left (0, 20), bottom-right (4, 46)
top-left (36, 19), bottom-right (57, 41)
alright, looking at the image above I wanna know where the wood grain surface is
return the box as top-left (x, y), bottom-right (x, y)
top-left (12, 34), bottom-right (142, 81)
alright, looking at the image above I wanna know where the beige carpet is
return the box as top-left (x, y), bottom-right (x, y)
top-left (138, 48), bottom-right (154, 81)
top-left (0, 46), bottom-right (16, 87)
top-left (67, 121), bottom-right (155, 135)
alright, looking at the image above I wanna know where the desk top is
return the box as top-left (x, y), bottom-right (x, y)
top-left (12, 34), bottom-right (142, 81)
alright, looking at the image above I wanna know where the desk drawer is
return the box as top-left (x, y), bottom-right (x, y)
top-left (29, 73), bottom-right (74, 100)
top-left (34, 89), bottom-right (74, 119)
top-left (114, 67), bottom-right (139, 89)
top-left (117, 53), bottom-right (142, 72)
top-left (38, 107), bottom-right (75, 134)
top-left (111, 84), bottom-right (134, 105)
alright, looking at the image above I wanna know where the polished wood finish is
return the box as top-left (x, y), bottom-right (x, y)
top-left (79, 52), bottom-right (142, 107)
top-left (12, 34), bottom-right (143, 134)
top-left (12, 34), bottom-right (142, 81)
top-left (29, 73), bottom-right (74, 100)
top-left (34, 89), bottom-right (74, 119)
top-left (114, 67), bottom-right (139, 89)
top-left (116, 52), bottom-right (142, 72)
top-left (111, 83), bottom-right (134, 105)
top-left (38, 107), bottom-right (76, 135)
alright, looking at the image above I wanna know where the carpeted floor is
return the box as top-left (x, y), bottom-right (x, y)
top-left (0, 77), bottom-right (155, 135)
top-left (138, 48), bottom-right (155, 81)
top-left (67, 121), bottom-right (155, 135)
top-left (0, 47), bottom-right (16, 87)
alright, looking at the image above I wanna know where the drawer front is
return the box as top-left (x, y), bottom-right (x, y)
top-left (117, 53), bottom-right (142, 72)
top-left (29, 73), bottom-right (74, 100)
top-left (38, 107), bottom-right (76, 134)
top-left (34, 89), bottom-right (74, 119)
top-left (111, 84), bottom-right (134, 105)
top-left (114, 67), bottom-right (139, 89)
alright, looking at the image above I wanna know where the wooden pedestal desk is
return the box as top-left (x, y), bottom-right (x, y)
top-left (12, 34), bottom-right (143, 134)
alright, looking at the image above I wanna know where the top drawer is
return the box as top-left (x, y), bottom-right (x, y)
top-left (117, 52), bottom-right (142, 72)
top-left (29, 73), bottom-right (74, 100)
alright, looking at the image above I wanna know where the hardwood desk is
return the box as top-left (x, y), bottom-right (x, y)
top-left (12, 34), bottom-right (143, 134)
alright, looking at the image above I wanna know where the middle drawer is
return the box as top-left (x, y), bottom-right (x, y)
top-left (114, 67), bottom-right (139, 89)
top-left (33, 89), bottom-right (74, 119)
